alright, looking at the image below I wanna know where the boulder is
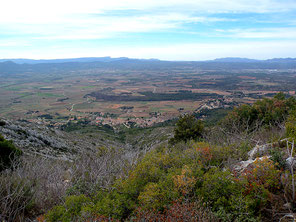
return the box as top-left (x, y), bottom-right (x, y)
top-left (248, 143), bottom-right (272, 160)
top-left (286, 157), bottom-right (296, 169)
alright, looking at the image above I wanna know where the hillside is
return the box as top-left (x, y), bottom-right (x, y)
top-left (1, 94), bottom-right (296, 221)
top-left (0, 118), bottom-right (173, 159)
top-left (0, 118), bottom-right (121, 160)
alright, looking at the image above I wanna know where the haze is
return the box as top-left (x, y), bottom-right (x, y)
top-left (1, 0), bottom-right (296, 60)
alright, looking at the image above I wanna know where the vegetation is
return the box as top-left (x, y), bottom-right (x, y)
top-left (221, 92), bottom-right (296, 133)
top-left (0, 134), bottom-right (22, 171)
top-left (87, 91), bottom-right (221, 102)
top-left (2, 93), bottom-right (296, 221)
top-left (170, 114), bottom-right (204, 144)
top-left (43, 140), bottom-right (289, 221)
top-left (0, 120), bottom-right (6, 126)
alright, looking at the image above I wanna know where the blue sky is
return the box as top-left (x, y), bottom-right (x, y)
top-left (1, 0), bottom-right (296, 60)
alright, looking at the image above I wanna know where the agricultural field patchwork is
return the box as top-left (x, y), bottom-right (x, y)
top-left (1, 65), bottom-right (296, 128)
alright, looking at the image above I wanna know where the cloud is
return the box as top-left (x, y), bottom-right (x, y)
top-left (2, 40), bottom-right (295, 61)
top-left (0, 41), bottom-right (30, 47)
top-left (0, 0), bottom-right (295, 59)
top-left (1, 0), bottom-right (296, 25)
top-left (1, 1), bottom-right (295, 39)
top-left (215, 28), bottom-right (296, 39)
top-left (99, 40), bottom-right (296, 60)
top-left (0, 12), bottom-right (234, 41)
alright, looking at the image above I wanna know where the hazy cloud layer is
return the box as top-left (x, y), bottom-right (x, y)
top-left (0, 0), bottom-right (295, 60)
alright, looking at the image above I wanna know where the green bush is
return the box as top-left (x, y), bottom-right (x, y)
top-left (196, 168), bottom-right (238, 211)
top-left (93, 190), bottom-right (133, 219)
top-left (46, 206), bottom-right (68, 222)
top-left (0, 120), bottom-right (6, 126)
top-left (221, 93), bottom-right (296, 133)
top-left (286, 113), bottom-right (296, 139)
top-left (196, 168), bottom-right (259, 221)
top-left (269, 147), bottom-right (286, 170)
top-left (0, 134), bottom-right (22, 171)
top-left (170, 114), bottom-right (204, 144)
top-left (46, 195), bottom-right (92, 222)
top-left (45, 141), bottom-right (279, 221)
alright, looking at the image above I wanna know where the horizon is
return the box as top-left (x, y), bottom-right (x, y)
top-left (1, 56), bottom-right (296, 63)
top-left (1, 0), bottom-right (296, 60)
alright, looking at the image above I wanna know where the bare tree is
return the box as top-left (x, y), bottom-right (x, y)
top-left (0, 145), bottom-right (143, 221)
top-left (286, 140), bottom-right (295, 202)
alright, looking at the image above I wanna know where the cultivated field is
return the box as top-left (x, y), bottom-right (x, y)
top-left (1, 65), bottom-right (296, 128)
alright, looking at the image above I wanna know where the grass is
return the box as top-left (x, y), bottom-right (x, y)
top-left (17, 93), bottom-right (33, 98)
top-left (74, 103), bottom-right (95, 110)
top-left (36, 93), bottom-right (63, 98)
top-left (4, 86), bottom-right (25, 91)
top-left (80, 86), bottom-right (97, 89)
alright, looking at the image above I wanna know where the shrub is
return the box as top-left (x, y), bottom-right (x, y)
top-left (189, 142), bottom-right (235, 169)
top-left (46, 206), bottom-right (68, 222)
top-left (131, 200), bottom-right (217, 221)
top-left (240, 157), bottom-right (283, 216)
top-left (241, 157), bottom-right (282, 195)
top-left (93, 190), bottom-right (134, 219)
top-left (286, 113), bottom-right (296, 139)
top-left (0, 175), bottom-right (35, 221)
top-left (0, 120), bottom-right (6, 126)
top-left (196, 168), bottom-right (239, 211)
top-left (195, 168), bottom-right (259, 221)
top-left (138, 183), bottom-right (164, 210)
top-left (170, 114), bottom-right (204, 144)
top-left (221, 93), bottom-right (296, 134)
top-left (45, 195), bottom-right (92, 222)
top-left (173, 165), bottom-right (196, 196)
top-left (0, 134), bottom-right (22, 171)
top-left (269, 147), bottom-right (286, 170)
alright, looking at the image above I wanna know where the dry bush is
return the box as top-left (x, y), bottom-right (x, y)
top-left (68, 147), bottom-right (141, 195)
top-left (0, 155), bottom-right (69, 221)
top-left (0, 147), bottom-right (142, 221)
top-left (0, 174), bottom-right (34, 221)
top-left (204, 118), bottom-right (285, 154)
top-left (131, 200), bottom-right (217, 222)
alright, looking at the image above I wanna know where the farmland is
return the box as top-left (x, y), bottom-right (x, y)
top-left (1, 59), bottom-right (296, 128)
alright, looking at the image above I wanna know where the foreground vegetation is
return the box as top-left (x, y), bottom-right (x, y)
top-left (1, 93), bottom-right (296, 221)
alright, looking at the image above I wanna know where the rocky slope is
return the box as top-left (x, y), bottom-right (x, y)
top-left (0, 118), bottom-right (173, 160)
top-left (0, 118), bottom-right (122, 160)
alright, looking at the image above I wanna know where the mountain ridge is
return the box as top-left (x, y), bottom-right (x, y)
top-left (0, 56), bottom-right (295, 64)
top-left (1, 57), bottom-right (296, 76)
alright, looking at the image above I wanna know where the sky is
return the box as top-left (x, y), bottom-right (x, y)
top-left (0, 0), bottom-right (296, 60)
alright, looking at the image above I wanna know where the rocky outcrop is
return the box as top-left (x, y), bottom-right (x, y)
top-left (248, 143), bottom-right (273, 160)
top-left (0, 118), bottom-right (166, 161)
top-left (233, 139), bottom-right (290, 172)
top-left (0, 119), bottom-right (76, 160)
top-left (233, 156), bottom-right (271, 172)
top-left (248, 139), bottom-right (289, 160)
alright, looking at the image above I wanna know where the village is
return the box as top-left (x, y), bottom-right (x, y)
top-left (22, 96), bottom-right (235, 130)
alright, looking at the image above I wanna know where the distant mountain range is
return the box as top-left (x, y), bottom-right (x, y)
top-left (0, 57), bottom-right (162, 64)
top-left (0, 56), bottom-right (295, 64)
top-left (212, 57), bottom-right (296, 63)
top-left (0, 57), bottom-right (296, 76)
top-left (0, 57), bottom-right (129, 64)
